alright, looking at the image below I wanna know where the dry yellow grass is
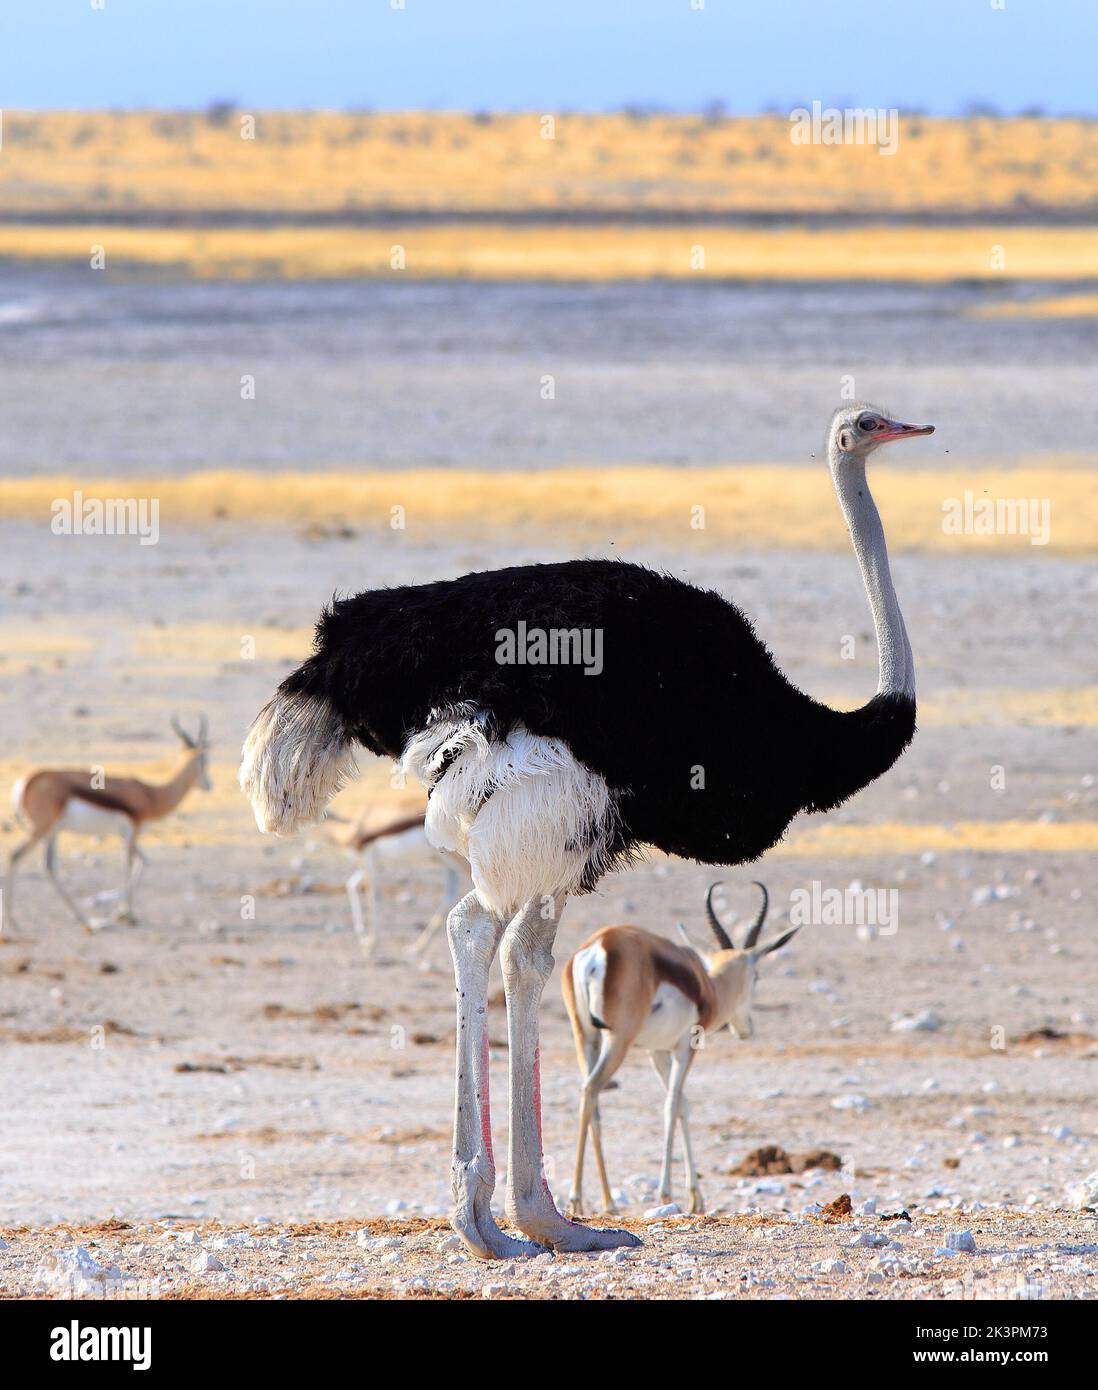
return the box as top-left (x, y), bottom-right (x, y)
top-left (2, 112), bottom-right (1096, 280)
top-left (2, 222), bottom-right (1097, 281)
top-left (5, 763), bottom-right (1095, 856)
top-left (3, 466), bottom-right (1095, 553)
top-left (770, 820), bottom-right (1098, 857)
top-left (2, 112), bottom-right (1097, 218)
top-left (974, 292), bottom-right (1098, 318)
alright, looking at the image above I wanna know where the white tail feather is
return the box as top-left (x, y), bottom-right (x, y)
top-left (239, 691), bottom-right (357, 834)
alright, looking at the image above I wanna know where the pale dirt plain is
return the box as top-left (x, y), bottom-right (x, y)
top-left (1, 514), bottom-right (1096, 1301)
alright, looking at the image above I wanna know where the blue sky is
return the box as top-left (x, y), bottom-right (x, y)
top-left (3, 1), bottom-right (1095, 114)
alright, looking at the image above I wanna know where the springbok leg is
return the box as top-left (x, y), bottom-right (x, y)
top-left (3, 833), bottom-right (45, 935)
top-left (44, 835), bottom-right (93, 933)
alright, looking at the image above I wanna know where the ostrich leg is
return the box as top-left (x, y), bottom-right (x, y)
top-left (500, 895), bottom-right (641, 1252)
top-left (446, 891), bottom-right (544, 1259)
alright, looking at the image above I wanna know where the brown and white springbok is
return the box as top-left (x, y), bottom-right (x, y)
top-left (4, 715), bottom-right (211, 934)
top-left (320, 787), bottom-right (464, 957)
top-left (562, 881), bottom-right (797, 1217)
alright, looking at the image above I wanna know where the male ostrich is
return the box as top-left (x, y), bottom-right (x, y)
top-left (240, 403), bottom-right (932, 1258)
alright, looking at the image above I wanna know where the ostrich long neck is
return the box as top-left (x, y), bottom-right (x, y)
top-left (829, 444), bottom-right (914, 700)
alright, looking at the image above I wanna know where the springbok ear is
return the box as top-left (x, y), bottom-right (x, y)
top-left (170, 714), bottom-right (196, 749)
top-left (751, 926), bottom-right (800, 960)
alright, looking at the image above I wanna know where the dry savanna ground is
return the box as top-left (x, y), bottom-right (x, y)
top-left (3, 111), bottom-right (1097, 217)
top-left (1, 506), bottom-right (1097, 1300)
top-left (1, 465), bottom-right (1096, 555)
top-left (1, 113), bottom-right (1098, 282)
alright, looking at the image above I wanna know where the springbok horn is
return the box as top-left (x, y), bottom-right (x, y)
top-left (742, 881), bottom-right (769, 950)
top-left (704, 881), bottom-right (735, 951)
top-left (197, 712), bottom-right (208, 745)
top-left (170, 714), bottom-right (195, 749)
top-left (753, 925), bottom-right (800, 958)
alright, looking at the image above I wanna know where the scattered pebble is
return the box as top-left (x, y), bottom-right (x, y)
top-left (891, 1009), bottom-right (941, 1033)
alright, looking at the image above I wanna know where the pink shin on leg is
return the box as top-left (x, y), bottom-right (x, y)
top-left (502, 900), bottom-right (641, 1253)
top-left (448, 891), bottom-right (541, 1259)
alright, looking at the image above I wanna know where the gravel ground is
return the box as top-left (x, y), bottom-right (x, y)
top-left (3, 1211), bottom-right (1096, 1300)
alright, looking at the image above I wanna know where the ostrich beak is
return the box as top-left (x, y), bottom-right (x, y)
top-left (879, 418), bottom-right (935, 443)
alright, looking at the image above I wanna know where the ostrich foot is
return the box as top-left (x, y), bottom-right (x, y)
top-left (509, 1203), bottom-right (641, 1253)
top-left (452, 1169), bottom-right (546, 1260)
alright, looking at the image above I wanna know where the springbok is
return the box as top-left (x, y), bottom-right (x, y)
top-left (4, 715), bottom-right (211, 934)
top-left (320, 787), bottom-right (463, 957)
top-left (562, 881), bottom-right (798, 1217)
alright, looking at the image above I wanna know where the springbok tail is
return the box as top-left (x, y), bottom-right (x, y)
top-left (239, 689), bottom-right (357, 834)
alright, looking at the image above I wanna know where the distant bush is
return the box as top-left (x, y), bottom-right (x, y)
top-left (205, 100), bottom-right (237, 127)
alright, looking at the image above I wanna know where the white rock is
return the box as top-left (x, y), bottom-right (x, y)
top-left (848, 1231), bottom-right (891, 1249)
top-left (362, 1234), bottom-right (401, 1251)
top-left (860, 1199), bottom-right (877, 1216)
top-left (191, 1250), bottom-right (226, 1273)
top-left (0, 1237), bottom-right (9, 1251)
top-left (832, 1094), bottom-right (870, 1113)
top-left (817, 1258), bottom-right (847, 1275)
top-left (865, 1269), bottom-right (885, 1284)
top-left (644, 1203), bottom-right (681, 1218)
top-left (385, 1199), bottom-right (409, 1215)
top-left (945, 1231), bottom-right (976, 1253)
top-left (380, 1250), bottom-right (401, 1266)
top-left (891, 1009), bottom-right (941, 1033)
top-left (1067, 1171), bottom-right (1098, 1209)
top-left (34, 1246), bottom-right (121, 1295)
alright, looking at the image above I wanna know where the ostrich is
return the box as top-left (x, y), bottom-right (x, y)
top-left (240, 403), bottom-right (931, 1258)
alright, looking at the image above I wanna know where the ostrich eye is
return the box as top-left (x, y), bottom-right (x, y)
top-left (859, 416), bottom-right (879, 431)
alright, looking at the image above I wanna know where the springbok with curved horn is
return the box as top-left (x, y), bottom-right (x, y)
top-left (4, 715), bottom-right (211, 934)
top-left (319, 787), bottom-right (464, 956)
top-left (562, 882), bottom-right (797, 1217)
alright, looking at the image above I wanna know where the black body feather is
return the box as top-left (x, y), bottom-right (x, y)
top-left (280, 558), bottom-right (915, 875)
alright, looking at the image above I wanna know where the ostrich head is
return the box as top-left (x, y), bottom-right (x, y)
top-left (829, 403), bottom-right (934, 464)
